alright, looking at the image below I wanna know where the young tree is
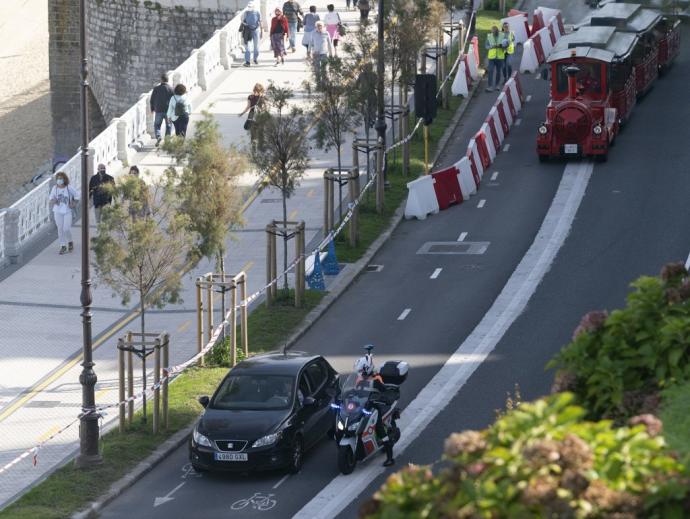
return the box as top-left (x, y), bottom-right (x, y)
top-left (93, 174), bottom-right (195, 420)
top-left (342, 25), bottom-right (379, 177)
top-left (250, 83), bottom-right (310, 292)
top-left (163, 111), bottom-right (246, 276)
top-left (306, 56), bottom-right (360, 223)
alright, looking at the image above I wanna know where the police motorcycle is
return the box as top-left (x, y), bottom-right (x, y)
top-left (331, 346), bottom-right (409, 474)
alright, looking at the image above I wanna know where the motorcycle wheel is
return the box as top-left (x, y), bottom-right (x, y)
top-left (337, 445), bottom-right (356, 475)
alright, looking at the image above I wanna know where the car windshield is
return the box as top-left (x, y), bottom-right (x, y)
top-left (211, 374), bottom-right (295, 410)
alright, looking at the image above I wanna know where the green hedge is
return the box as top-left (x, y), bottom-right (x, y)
top-left (548, 263), bottom-right (690, 420)
top-left (361, 393), bottom-right (690, 519)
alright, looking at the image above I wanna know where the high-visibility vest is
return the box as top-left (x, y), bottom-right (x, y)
top-left (503, 30), bottom-right (516, 55)
top-left (487, 33), bottom-right (506, 60)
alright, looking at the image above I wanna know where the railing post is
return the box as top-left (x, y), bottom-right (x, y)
top-left (141, 93), bottom-right (154, 137)
top-left (196, 277), bottom-right (204, 366)
top-left (118, 338), bottom-right (125, 433)
top-left (197, 49), bottom-right (207, 90)
top-left (348, 168), bottom-right (360, 247)
top-left (231, 280), bottom-right (237, 366)
top-left (266, 224), bottom-right (273, 307)
top-left (4, 208), bottom-right (21, 264)
top-left (127, 331), bottom-right (134, 425)
top-left (206, 274), bottom-right (214, 343)
top-left (240, 275), bottom-right (248, 357)
top-left (153, 336), bottom-right (160, 434)
top-left (162, 333), bottom-right (169, 430)
top-left (115, 118), bottom-right (128, 162)
top-left (260, 0), bottom-right (269, 32)
top-left (220, 30), bottom-right (230, 69)
top-left (173, 71), bottom-right (182, 89)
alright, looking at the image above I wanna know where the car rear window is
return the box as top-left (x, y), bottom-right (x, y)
top-left (211, 375), bottom-right (295, 410)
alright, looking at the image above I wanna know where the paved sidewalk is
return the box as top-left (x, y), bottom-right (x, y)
top-left (0, 2), bottom-right (369, 508)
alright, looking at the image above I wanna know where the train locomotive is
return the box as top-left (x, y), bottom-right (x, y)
top-left (536, 3), bottom-right (681, 162)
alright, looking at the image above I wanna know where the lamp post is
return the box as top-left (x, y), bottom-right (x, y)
top-left (76, 0), bottom-right (102, 468)
top-left (374, 0), bottom-right (387, 213)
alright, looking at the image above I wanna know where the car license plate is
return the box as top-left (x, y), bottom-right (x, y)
top-left (564, 144), bottom-right (578, 154)
top-left (214, 452), bottom-right (248, 462)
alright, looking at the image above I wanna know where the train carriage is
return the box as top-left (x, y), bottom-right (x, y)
top-left (537, 26), bottom-right (639, 161)
top-left (590, 3), bottom-right (664, 94)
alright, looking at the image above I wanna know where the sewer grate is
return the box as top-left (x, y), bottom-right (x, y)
top-left (366, 264), bottom-right (384, 272)
top-left (416, 241), bottom-right (490, 255)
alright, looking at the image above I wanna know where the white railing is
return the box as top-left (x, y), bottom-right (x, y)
top-left (1, 4), bottom-right (251, 265)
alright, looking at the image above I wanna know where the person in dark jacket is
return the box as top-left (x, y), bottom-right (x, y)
top-left (282, 0), bottom-right (303, 52)
top-left (150, 74), bottom-right (174, 146)
top-left (89, 163), bottom-right (114, 224)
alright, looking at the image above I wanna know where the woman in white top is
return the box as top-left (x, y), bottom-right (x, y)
top-left (323, 4), bottom-right (341, 55)
top-left (166, 83), bottom-right (192, 138)
top-left (49, 171), bottom-right (80, 255)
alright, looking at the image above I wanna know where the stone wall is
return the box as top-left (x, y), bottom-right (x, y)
top-left (86, 0), bottom-right (238, 121)
top-left (48, 0), bottom-right (241, 156)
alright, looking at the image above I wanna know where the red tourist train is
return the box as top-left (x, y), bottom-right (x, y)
top-left (536, 3), bottom-right (681, 161)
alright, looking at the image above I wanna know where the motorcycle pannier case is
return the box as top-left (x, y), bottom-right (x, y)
top-left (380, 361), bottom-right (409, 385)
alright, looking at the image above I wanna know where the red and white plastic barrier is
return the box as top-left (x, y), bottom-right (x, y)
top-left (479, 122), bottom-right (497, 161)
top-left (431, 166), bottom-right (463, 209)
top-left (519, 6), bottom-right (564, 73)
top-left (500, 13), bottom-right (530, 44)
top-left (505, 77), bottom-right (522, 112)
top-left (452, 61), bottom-right (469, 96)
top-left (455, 157), bottom-right (477, 198)
top-left (466, 48), bottom-right (480, 81)
top-left (405, 175), bottom-right (440, 220)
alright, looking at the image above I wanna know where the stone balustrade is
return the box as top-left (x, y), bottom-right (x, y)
top-left (1, 3), bottom-right (254, 266)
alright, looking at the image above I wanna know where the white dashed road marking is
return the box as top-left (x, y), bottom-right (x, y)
top-left (457, 232), bottom-right (468, 242)
top-left (273, 475), bottom-right (290, 489)
top-left (490, 171), bottom-right (499, 181)
top-left (397, 309), bottom-right (411, 321)
top-left (430, 268), bottom-right (442, 279)
top-left (526, 94), bottom-right (532, 102)
top-left (503, 144), bottom-right (511, 152)
top-left (477, 199), bottom-right (486, 208)
top-left (515, 118), bottom-right (522, 126)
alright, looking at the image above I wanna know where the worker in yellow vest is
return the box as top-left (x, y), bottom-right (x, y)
top-left (485, 25), bottom-right (506, 92)
top-left (502, 22), bottom-right (516, 83)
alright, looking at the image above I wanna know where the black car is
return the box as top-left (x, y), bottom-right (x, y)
top-left (189, 351), bottom-right (339, 473)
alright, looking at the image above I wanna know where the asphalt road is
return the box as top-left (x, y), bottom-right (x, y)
top-left (99, 19), bottom-right (690, 519)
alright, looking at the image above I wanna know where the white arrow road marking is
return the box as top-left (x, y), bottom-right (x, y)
top-left (294, 161), bottom-right (595, 519)
top-left (153, 482), bottom-right (185, 507)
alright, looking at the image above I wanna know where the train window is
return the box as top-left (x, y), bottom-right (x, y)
top-left (555, 62), bottom-right (603, 96)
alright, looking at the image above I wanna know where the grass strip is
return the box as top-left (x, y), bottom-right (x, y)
top-left (0, 290), bottom-right (325, 519)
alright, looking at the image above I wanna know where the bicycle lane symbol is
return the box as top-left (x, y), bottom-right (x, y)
top-left (230, 492), bottom-right (277, 512)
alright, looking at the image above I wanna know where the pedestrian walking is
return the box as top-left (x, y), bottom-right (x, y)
top-left (357, 0), bottom-right (370, 22)
top-left (241, 1), bottom-right (262, 66)
top-left (302, 6), bottom-right (320, 57)
top-left (89, 163), bottom-right (114, 224)
top-left (49, 171), bottom-right (79, 255)
top-left (308, 21), bottom-right (334, 88)
top-left (485, 25), bottom-right (505, 92)
top-left (282, 0), bottom-right (303, 52)
top-left (323, 4), bottom-right (342, 56)
top-left (167, 83), bottom-right (192, 137)
top-left (239, 82), bottom-right (266, 143)
top-left (150, 74), bottom-right (173, 146)
top-left (501, 22), bottom-right (516, 82)
top-left (270, 8), bottom-right (289, 66)
top-left (127, 166), bottom-right (151, 219)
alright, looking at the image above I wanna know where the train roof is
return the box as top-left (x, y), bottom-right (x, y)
top-left (547, 26), bottom-right (639, 63)
top-left (590, 3), bottom-right (662, 33)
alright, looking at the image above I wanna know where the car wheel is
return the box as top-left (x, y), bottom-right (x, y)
top-left (337, 445), bottom-right (356, 475)
top-left (288, 436), bottom-right (303, 474)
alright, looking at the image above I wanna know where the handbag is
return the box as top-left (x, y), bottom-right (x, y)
top-left (243, 119), bottom-right (253, 131)
top-left (337, 22), bottom-right (347, 37)
top-left (239, 21), bottom-right (246, 33)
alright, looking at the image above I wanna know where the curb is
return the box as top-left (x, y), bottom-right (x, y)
top-left (72, 426), bottom-right (194, 519)
top-left (71, 63), bottom-right (485, 519)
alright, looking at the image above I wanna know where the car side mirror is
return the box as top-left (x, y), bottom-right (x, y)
top-left (198, 395), bottom-right (210, 408)
top-left (303, 396), bottom-right (316, 406)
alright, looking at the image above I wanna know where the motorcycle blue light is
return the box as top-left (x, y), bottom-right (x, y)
top-left (330, 403), bottom-right (340, 409)
top-left (362, 409), bottom-right (372, 415)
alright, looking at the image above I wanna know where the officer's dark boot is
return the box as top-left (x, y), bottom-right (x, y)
top-left (383, 441), bottom-right (395, 467)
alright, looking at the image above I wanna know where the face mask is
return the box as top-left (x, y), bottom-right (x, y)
top-left (56, 179), bottom-right (64, 186)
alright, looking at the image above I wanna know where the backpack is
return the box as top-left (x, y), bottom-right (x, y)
top-left (174, 96), bottom-right (186, 117)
